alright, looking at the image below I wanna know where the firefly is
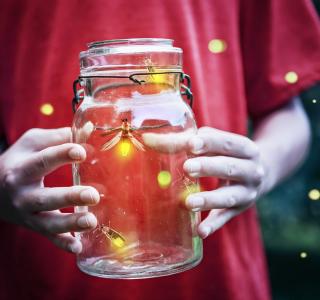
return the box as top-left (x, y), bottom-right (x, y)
top-left (98, 119), bottom-right (169, 153)
top-left (98, 223), bottom-right (126, 249)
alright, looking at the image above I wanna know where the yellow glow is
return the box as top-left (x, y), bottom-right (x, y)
top-left (308, 189), bottom-right (320, 201)
top-left (157, 171), bottom-right (172, 188)
top-left (181, 183), bottom-right (201, 200)
top-left (208, 39), bottom-right (227, 53)
top-left (284, 71), bottom-right (298, 84)
top-left (40, 103), bottom-right (54, 116)
top-left (300, 252), bottom-right (308, 259)
top-left (112, 236), bottom-right (125, 248)
top-left (151, 73), bottom-right (167, 84)
top-left (118, 139), bottom-right (132, 157)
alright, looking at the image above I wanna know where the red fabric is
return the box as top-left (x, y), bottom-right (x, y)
top-left (0, 1), bottom-right (319, 299)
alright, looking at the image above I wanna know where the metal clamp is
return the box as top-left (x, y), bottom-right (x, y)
top-left (72, 72), bottom-right (194, 112)
top-left (72, 79), bottom-right (84, 112)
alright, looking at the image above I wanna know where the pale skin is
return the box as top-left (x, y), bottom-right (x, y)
top-left (0, 97), bottom-right (310, 253)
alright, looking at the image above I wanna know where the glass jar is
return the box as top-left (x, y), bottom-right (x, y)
top-left (72, 38), bottom-right (202, 279)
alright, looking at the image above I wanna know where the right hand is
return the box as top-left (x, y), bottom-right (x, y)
top-left (0, 128), bottom-right (100, 254)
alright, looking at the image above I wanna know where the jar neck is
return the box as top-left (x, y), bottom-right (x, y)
top-left (82, 72), bottom-right (181, 101)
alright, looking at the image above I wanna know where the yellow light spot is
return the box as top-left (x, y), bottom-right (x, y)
top-left (181, 183), bottom-right (201, 200)
top-left (308, 189), bottom-right (320, 201)
top-left (284, 71), bottom-right (298, 84)
top-left (300, 252), bottom-right (308, 259)
top-left (150, 73), bottom-right (168, 84)
top-left (208, 39), bottom-right (227, 54)
top-left (112, 236), bottom-right (125, 248)
top-left (157, 171), bottom-right (172, 188)
top-left (40, 103), bottom-right (54, 116)
top-left (312, 99), bottom-right (317, 104)
top-left (118, 139), bottom-right (132, 157)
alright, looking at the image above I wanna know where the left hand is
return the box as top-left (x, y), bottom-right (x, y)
top-left (183, 127), bottom-right (266, 238)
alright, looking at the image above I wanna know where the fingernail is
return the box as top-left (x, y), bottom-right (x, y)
top-left (184, 160), bottom-right (201, 173)
top-left (69, 147), bottom-right (85, 160)
top-left (187, 196), bottom-right (204, 209)
top-left (69, 242), bottom-right (82, 254)
top-left (191, 137), bottom-right (204, 153)
top-left (200, 226), bottom-right (211, 238)
top-left (80, 188), bottom-right (100, 204)
top-left (77, 213), bottom-right (96, 228)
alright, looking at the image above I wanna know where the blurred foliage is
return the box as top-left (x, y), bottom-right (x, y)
top-left (258, 85), bottom-right (320, 253)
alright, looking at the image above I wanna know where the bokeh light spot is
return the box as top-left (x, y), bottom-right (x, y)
top-left (40, 103), bottom-right (54, 116)
top-left (312, 99), bottom-right (317, 104)
top-left (157, 171), bottom-right (172, 188)
top-left (284, 71), bottom-right (298, 84)
top-left (308, 189), bottom-right (320, 201)
top-left (208, 39), bottom-right (227, 54)
top-left (300, 252), bottom-right (308, 259)
top-left (181, 183), bottom-right (201, 200)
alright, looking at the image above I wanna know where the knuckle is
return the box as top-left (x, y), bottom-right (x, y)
top-left (222, 139), bottom-right (233, 153)
top-left (226, 194), bottom-right (237, 207)
top-left (248, 190), bottom-right (258, 202)
top-left (226, 162), bottom-right (238, 177)
top-left (2, 169), bottom-right (18, 189)
top-left (36, 153), bottom-right (50, 171)
top-left (252, 165), bottom-right (265, 185)
top-left (65, 188), bottom-right (78, 205)
top-left (22, 128), bottom-right (43, 141)
top-left (33, 192), bottom-right (47, 210)
top-left (11, 193), bottom-right (25, 211)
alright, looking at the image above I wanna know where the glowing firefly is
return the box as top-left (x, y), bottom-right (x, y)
top-left (98, 223), bottom-right (126, 249)
top-left (98, 119), bottom-right (169, 154)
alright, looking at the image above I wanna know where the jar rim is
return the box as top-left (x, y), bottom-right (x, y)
top-left (88, 38), bottom-right (174, 48)
top-left (80, 38), bottom-right (182, 59)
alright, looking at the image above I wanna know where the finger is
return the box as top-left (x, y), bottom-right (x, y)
top-left (183, 156), bottom-right (265, 184)
top-left (47, 232), bottom-right (83, 254)
top-left (185, 185), bottom-right (256, 211)
top-left (18, 127), bottom-right (72, 151)
top-left (142, 129), bottom-right (195, 153)
top-left (189, 127), bottom-right (259, 158)
top-left (18, 143), bottom-right (86, 182)
top-left (21, 186), bottom-right (100, 212)
top-left (197, 208), bottom-right (241, 238)
top-left (32, 211), bottom-right (97, 234)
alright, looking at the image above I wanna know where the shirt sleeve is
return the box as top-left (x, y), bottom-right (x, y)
top-left (241, 0), bottom-right (320, 120)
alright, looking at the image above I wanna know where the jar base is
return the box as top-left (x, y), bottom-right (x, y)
top-left (77, 243), bottom-right (202, 279)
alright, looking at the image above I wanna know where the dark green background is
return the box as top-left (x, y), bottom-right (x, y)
top-left (257, 3), bottom-right (320, 297)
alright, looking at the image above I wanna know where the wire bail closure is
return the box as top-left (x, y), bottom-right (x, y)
top-left (72, 72), bottom-right (193, 112)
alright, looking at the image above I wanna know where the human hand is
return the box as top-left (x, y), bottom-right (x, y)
top-left (0, 128), bottom-right (100, 253)
top-left (183, 127), bottom-right (265, 238)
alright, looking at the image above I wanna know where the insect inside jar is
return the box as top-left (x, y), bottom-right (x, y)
top-left (174, 169), bottom-right (200, 199)
top-left (96, 223), bottom-right (126, 249)
top-left (96, 119), bottom-right (169, 152)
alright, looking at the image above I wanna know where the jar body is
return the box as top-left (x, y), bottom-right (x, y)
top-left (72, 39), bottom-right (202, 279)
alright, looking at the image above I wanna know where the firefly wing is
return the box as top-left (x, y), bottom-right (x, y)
top-left (128, 133), bottom-right (145, 151)
top-left (136, 123), bottom-right (169, 131)
top-left (101, 132), bottom-right (122, 151)
top-left (99, 127), bottom-right (122, 137)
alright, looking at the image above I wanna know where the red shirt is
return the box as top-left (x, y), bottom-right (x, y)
top-left (0, 1), bottom-right (320, 299)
